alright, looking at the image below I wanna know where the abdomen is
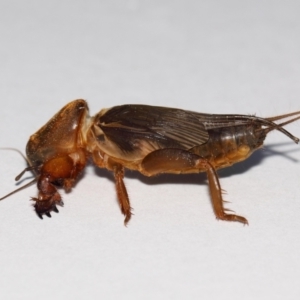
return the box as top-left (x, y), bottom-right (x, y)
top-left (190, 125), bottom-right (264, 169)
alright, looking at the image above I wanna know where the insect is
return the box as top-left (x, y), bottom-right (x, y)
top-left (1, 100), bottom-right (300, 225)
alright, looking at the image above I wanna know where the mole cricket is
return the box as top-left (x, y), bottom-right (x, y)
top-left (1, 99), bottom-right (300, 225)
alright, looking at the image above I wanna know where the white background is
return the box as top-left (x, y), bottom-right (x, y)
top-left (1, 1), bottom-right (300, 299)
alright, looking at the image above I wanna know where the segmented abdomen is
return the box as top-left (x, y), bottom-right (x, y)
top-left (190, 125), bottom-right (265, 168)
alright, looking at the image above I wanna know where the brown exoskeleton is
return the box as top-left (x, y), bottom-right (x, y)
top-left (1, 99), bottom-right (300, 225)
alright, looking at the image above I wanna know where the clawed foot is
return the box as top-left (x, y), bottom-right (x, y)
top-left (32, 197), bottom-right (64, 219)
top-left (123, 209), bottom-right (134, 226)
top-left (216, 212), bottom-right (249, 225)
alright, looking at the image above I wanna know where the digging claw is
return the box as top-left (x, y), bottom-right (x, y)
top-left (45, 212), bottom-right (51, 218)
top-left (52, 205), bottom-right (59, 213)
top-left (32, 197), bottom-right (63, 219)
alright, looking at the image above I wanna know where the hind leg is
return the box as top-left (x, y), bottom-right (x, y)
top-left (141, 148), bottom-right (248, 224)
